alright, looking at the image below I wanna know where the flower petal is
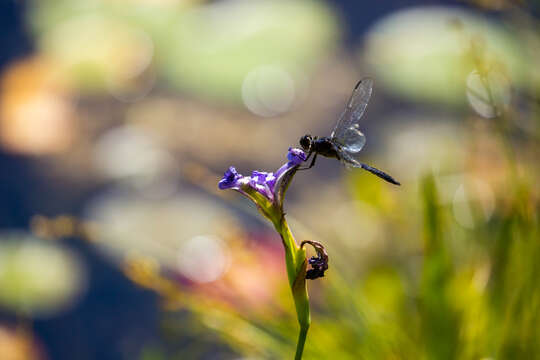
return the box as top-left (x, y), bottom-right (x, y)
top-left (287, 147), bottom-right (307, 165)
top-left (218, 166), bottom-right (243, 189)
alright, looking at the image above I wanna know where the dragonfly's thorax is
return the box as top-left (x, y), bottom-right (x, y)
top-left (313, 137), bottom-right (340, 159)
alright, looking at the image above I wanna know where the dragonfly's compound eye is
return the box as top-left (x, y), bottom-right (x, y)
top-left (299, 135), bottom-right (312, 151)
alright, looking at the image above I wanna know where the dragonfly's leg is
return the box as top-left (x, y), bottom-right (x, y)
top-left (298, 153), bottom-right (318, 171)
top-left (308, 154), bottom-right (318, 169)
top-left (296, 151), bottom-right (311, 171)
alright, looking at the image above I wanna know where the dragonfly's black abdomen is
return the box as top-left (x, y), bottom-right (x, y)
top-left (313, 137), bottom-right (340, 159)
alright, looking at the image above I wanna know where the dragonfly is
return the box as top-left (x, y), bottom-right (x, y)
top-left (298, 78), bottom-right (400, 185)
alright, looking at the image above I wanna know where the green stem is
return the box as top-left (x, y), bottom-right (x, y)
top-left (274, 216), bottom-right (311, 359)
top-left (295, 324), bottom-right (310, 360)
top-left (276, 216), bottom-right (298, 285)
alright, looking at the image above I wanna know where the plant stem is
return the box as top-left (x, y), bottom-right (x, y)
top-left (274, 216), bottom-right (311, 359)
top-left (276, 216), bottom-right (299, 286)
top-left (295, 324), bottom-right (309, 360)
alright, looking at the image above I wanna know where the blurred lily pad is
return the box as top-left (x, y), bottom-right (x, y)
top-left (364, 7), bottom-right (526, 105)
top-left (0, 232), bottom-right (86, 317)
top-left (29, 0), bottom-right (338, 103)
top-left (157, 0), bottom-right (338, 102)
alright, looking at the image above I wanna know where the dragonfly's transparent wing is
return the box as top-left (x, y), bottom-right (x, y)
top-left (330, 78), bottom-right (373, 153)
top-left (329, 78), bottom-right (399, 185)
top-left (339, 151), bottom-right (362, 168)
top-left (338, 126), bottom-right (366, 153)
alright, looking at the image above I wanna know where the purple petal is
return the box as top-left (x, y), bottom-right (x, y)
top-left (218, 166), bottom-right (243, 189)
top-left (273, 163), bottom-right (291, 182)
top-left (265, 172), bottom-right (277, 190)
top-left (249, 171), bottom-right (276, 200)
top-left (250, 171), bottom-right (270, 185)
top-left (287, 147), bottom-right (307, 165)
top-left (273, 148), bottom-right (305, 182)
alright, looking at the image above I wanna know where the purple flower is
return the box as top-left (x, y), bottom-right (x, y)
top-left (218, 148), bottom-right (307, 210)
top-left (218, 167), bottom-right (243, 189)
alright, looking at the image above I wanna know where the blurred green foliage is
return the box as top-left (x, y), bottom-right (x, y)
top-left (143, 125), bottom-right (539, 359)
top-left (160, 174), bottom-right (538, 359)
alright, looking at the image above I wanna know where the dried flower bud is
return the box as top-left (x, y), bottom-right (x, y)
top-left (301, 240), bottom-right (329, 280)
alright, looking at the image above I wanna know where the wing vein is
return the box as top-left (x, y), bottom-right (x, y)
top-left (330, 78), bottom-right (373, 143)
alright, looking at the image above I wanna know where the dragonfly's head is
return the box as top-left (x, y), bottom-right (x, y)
top-left (299, 134), bottom-right (313, 152)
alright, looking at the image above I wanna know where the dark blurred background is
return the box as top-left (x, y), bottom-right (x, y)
top-left (0, 0), bottom-right (538, 359)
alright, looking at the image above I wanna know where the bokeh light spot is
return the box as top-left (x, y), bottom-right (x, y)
top-left (93, 126), bottom-right (179, 198)
top-left (42, 14), bottom-right (154, 92)
top-left (0, 58), bottom-right (75, 155)
top-left (242, 65), bottom-right (296, 117)
top-left (177, 235), bottom-right (230, 283)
